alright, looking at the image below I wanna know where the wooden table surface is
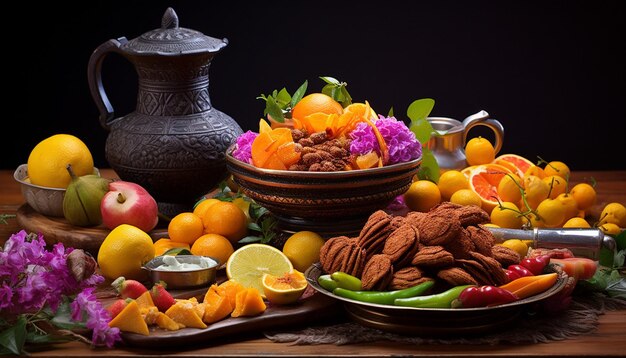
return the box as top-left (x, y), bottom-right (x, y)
top-left (2, 169), bottom-right (626, 357)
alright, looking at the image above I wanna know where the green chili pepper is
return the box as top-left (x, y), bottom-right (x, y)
top-left (333, 280), bottom-right (435, 305)
top-left (394, 285), bottom-right (474, 308)
top-left (330, 271), bottom-right (363, 291)
top-left (317, 274), bottom-right (338, 292)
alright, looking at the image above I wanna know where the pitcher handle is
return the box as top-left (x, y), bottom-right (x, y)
top-left (462, 111), bottom-right (505, 155)
top-left (87, 37), bottom-right (128, 131)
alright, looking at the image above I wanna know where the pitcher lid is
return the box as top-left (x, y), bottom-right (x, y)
top-left (122, 7), bottom-right (228, 56)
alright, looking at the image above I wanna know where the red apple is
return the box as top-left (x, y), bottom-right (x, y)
top-left (100, 181), bottom-right (159, 232)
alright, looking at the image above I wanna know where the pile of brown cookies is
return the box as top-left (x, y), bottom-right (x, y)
top-left (319, 202), bottom-right (521, 291)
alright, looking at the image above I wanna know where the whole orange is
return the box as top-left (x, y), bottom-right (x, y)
top-left (168, 212), bottom-right (205, 245)
top-left (201, 201), bottom-right (248, 244)
top-left (191, 234), bottom-right (235, 267)
top-left (291, 93), bottom-right (343, 120)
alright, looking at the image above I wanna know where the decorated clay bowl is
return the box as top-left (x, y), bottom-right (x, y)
top-left (225, 145), bottom-right (421, 236)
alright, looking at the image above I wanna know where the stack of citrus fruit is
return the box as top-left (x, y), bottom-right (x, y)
top-left (153, 198), bottom-right (251, 267)
top-left (403, 135), bottom-right (625, 234)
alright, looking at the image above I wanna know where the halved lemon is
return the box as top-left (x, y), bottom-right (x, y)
top-left (261, 270), bottom-right (308, 305)
top-left (226, 243), bottom-right (293, 297)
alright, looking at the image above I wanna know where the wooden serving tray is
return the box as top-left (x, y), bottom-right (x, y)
top-left (120, 287), bottom-right (341, 347)
top-left (15, 204), bottom-right (168, 255)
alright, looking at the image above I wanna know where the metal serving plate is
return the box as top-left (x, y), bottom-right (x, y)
top-left (305, 262), bottom-right (568, 336)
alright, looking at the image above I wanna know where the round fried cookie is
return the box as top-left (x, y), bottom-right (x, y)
top-left (360, 254), bottom-right (394, 291)
top-left (417, 211), bottom-right (461, 246)
top-left (383, 223), bottom-right (419, 268)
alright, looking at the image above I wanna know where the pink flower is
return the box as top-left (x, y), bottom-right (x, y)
top-left (232, 130), bottom-right (259, 164)
top-left (350, 116), bottom-right (422, 164)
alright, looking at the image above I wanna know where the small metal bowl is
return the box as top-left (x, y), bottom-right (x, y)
top-left (142, 255), bottom-right (219, 289)
top-left (13, 164), bottom-right (100, 217)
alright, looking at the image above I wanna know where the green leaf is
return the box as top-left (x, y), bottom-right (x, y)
top-left (319, 76), bottom-right (340, 85)
top-left (266, 96), bottom-right (285, 123)
top-left (250, 204), bottom-right (269, 221)
top-left (321, 84), bottom-right (340, 101)
top-left (291, 80), bottom-right (308, 108)
top-left (50, 301), bottom-right (85, 331)
top-left (247, 222), bottom-right (261, 232)
top-left (276, 88), bottom-right (291, 108)
top-left (410, 118), bottom-right (437, 144)
top-left (0, 316), bottom-right (27, 355)
top-left (238, 236), bottom-right (262, 244)
top-left (416, 148), bottom-right (440, 183)
top-left (387, 107), bottom-right (394, 117)
top-left (339, 86), bottom-right (352, 107)
top-left (162, 248), bottom-right (193, 256)
top-left (407, 98), bottom-right (435, 122)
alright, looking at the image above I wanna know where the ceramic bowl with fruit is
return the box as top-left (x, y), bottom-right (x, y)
top-left (14, 164), bottom-right (101, 217)
top-left (225, 89), bottom-right (424, 236)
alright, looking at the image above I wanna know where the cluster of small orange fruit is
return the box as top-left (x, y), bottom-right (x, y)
top-left (154, 198), bottom-right (252, 266)
top-left (404, 137), bottom-right (625, 236)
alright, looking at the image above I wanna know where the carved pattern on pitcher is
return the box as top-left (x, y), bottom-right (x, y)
top-left (135, 61), bottom-right (210, 82)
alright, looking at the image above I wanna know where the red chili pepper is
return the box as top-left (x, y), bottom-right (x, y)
top-left (452, 285), bottom-right (519, 308)
top-left (519, 254), bottom-right (551, 275)
top-left (508, 264), bottom-right (534, 278)
top-left (504, 269), bottom-right (519, 282)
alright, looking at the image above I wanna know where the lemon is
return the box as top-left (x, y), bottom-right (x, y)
top-left (27, 134), bottom-right (94, 188)
top-left (449, 189), bottom-right (482, 207)
top-left (261, 270), bottom-right (307, 305)
top-left (562, 217), bottom-right (591, 228)
top-left (437, 170), bottom-right (469, 201)
top-left (403, 180), bottom-right (441, 213)
top-left (226, 243), bottom-right (293, 297)
top-left (599, 202), bottom-right (626, 227)
top-left (599, 223), bottom-right (621, 236)
top-left (490, 202), bottom-right (523, 229)
top-left (498, 239), bottom-right (529, 258)
top-left (282, 231), bottom-right (325, 272)
top-left (97, 224), bottom-right (155, 281)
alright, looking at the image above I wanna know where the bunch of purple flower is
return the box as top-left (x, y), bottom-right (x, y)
top-left (350, 115), bottom-right (422, 165)
top-left (232, 130), bottom-right (259, 164)
top-left (0, 230), bottom-right (121, 352)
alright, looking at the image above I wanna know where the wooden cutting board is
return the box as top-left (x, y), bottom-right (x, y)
top-left (15, 204), bottom-right (168, 255)
top-left (120, 288), bottom-right (342, 347)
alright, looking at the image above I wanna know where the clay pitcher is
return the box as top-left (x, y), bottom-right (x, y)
top-left (88, 8), bottom-right (243, 216)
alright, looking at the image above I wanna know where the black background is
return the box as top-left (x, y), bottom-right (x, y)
top-left (2, 0), bottom-right (624, 170)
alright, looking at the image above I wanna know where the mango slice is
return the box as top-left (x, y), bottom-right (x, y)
top-left (108, 300), bottom-right (150, 336)
top-left (165, 301), bottom-right (207, 329)
top-left (231, 287), bottom-right (267, 318)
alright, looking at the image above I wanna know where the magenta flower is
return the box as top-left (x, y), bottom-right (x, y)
top-left (350, 116), bottom-right (422, 164)
top-left (232, 130), bottom-right (259, 164)
top-left (0, 230), bottom-right (121, 351)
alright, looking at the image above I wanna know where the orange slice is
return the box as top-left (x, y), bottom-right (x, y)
top-left (251, 128), bottom-right (293, 168)
top-left (261, 270), bottom-right (307, 305)
top-left (463, 163), bottom-right (513, 213)
top-left (493, 154), bottom-right (533, 178)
